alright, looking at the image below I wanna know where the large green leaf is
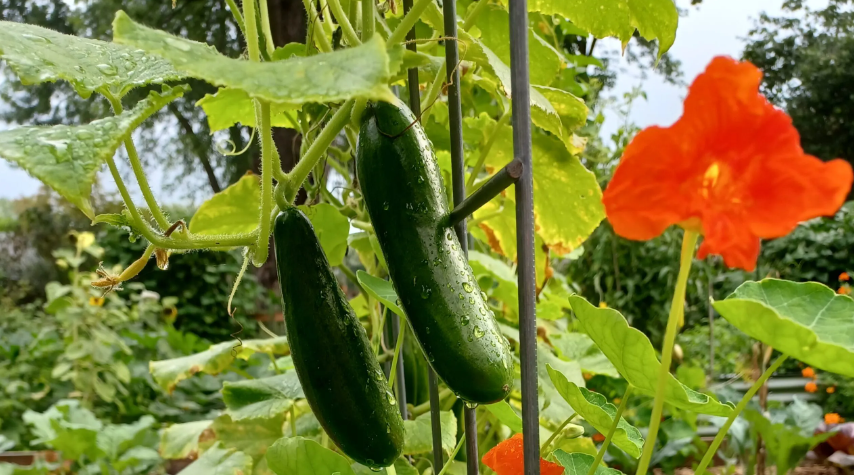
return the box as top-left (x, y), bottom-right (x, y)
top-left (149, 336), bottom-right (289, 392)
top-left (95, 416), bottom-right (156, 460)
top-left (0, 20), bottom-right (182, 99)
top-left (553, 451), bottom-right (624, 475)
top-left (353, 458), bottom-right (419, 475)
top-left (212, 414), bottom-right (284, 459)
top-left (547, 366), bottom-right (643, 458)
top-left (356, 271), bottom-right (404, 316)
top-left (551, 332), bottom-right (618, 378)
top-left (298, 203), bottom-right (350, 267)
top-left (178, 442), bottom-right (253, 475)
top-left (196, 88), bottom-right (297, 132)
top-left (160, 420), bottom-right (213, 459)
top-left (222, 372), bottom-right (304, 421)
top-left (742, 410), bottom-right (834, 475)
top-left (478, 125), bottom-right (605, 256)
top-left (525, 0), bottom-right (678, 56)
top-left (403, 411), bottom-right (457, 455)
top-left (484, 401), bottom-right (524, 434)
top-left (539, 343), bottom-right (583, 425)
top-left (113, 11), bottom-right (395, 104)
top-left (469, 250), bottom-right (518, 318)
top-left (0, 86), bottom-right (186, 218)
top-left (266, 437), bottom-right (355, 475)
top-left (569, 295), bottom-right (733, 416)
top-left (714, 279), bottom-right (854, 377)
top-left (190, 173), bottom-right (260, 236)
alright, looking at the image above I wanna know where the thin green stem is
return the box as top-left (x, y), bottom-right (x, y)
top-left (252, 101), bottom-right (274, 267)
top-left (258, 0), bottom-right (276, 55)
top-left (104, 94), bottom-right (170, 231)
top-left (361, 0), bottom-right (374, 40)
top-left (387, 0), bottom-right (433, 45)
top-left (348, 0), bottom-right (359, 30)
top-left (420, 63), bottom-right (447, 123)
top-left (268, 352), bottom-right (282, 374)
top-left (437, 434), bottom-right (466, 475)
top-left (231, 367), bottom-right (254, 379)
top-left (387, 320), bottom-right (405, 389)
top-left (540, 414), bottom-right (578, 456)
top-left (225, 0), bottom-right (247, 38)
top-left (351, 220), bottom-right (373, 232)
top-left (412, 388), bottom-right (454, 417)
top-left (694, 354), bottom-right (789, 475)
top-left (243, 0), bottom-right (261, 61)
top-left (303, 0), bottom-right (333, 53)
top-left (635, 230), bottom-right (700, 475)
top-left (588, 386), bottom-right (634, 475)
top-left (466, 111), bottom-right (511, 192)
top-left (328, 0), bottom-right (361, 45)
top-left (338, 264), bottom-right (366, 296)
top-left (285, 100), bottom-right (355, 203)
top-left (463, 0), bottom-right (489, 29)
top-left (289, 405), bottom-right (297, 435)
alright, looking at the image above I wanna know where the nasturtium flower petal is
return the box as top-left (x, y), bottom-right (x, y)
top-left (482, 434), bottom-right (565, 475)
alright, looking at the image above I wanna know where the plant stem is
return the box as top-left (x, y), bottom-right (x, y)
top-left (466, 111), bottom-right (511, 192)
top-left (252, 101), bottom-right (274, 267)
top-left (338, 264), bottom-right (367, 295)
top-left (387, 0), bottom-right (433, 45)
top-left (361, 0), bottom-right (374, 40)
top-left (231, 367), bottom-right (254, 379)
top-left (387, 322), bottom-right (405, 389)
top-left (285, 100), bottom-right (355, 203)
top-left (289, 405), bottom-right (297, 435)
top-left (268, 352), bottom-right (282, 374)
top-left (588, 385), bottom-right (634, 475)
top-left (243, 0), bottom-right (261, 62)
top-left (348, 0), bottom-right (359, 29)
top-left (328, 0), bottom-right (361, 45)
top-left (104, 94), bottom-right (170, 231)
top-left (412, 388), bottom-right (453, 417)
top-left (635, 229), bottom-right (699, 475)
top-left (437, 434), bottom-right (466, 475)
top-left (258, 0), bottom-right (276, 55)
top-left (420, 63), bottom-right (447, 122)
top-left (224, 0), bottom-right (246, 38)
top-left (463, 0), bottom-right (489, 29)
top-left (694, 354), bottom-right (789, 475)
top-left (540, 414), bottom-right (578, 456)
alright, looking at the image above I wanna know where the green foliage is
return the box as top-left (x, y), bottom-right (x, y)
top-left (553, 450), bottom-right (624, 475)
top-left (189, 173), bottom-right (261, 236)
top-left (266, 437), bottom-right (352, 475)
top-left (743, 409), bottom-right (834, 475)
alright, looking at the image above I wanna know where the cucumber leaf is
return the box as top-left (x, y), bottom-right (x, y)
top-left (196, 88), bottom-right (298, 132)
top-left (0, 20), bottom-right (182, 99)
top-left (113, 11), bottom-right (396, 105)
top-left (267, 437), bottom-right (355, 475)
top-left (178, 442), bottom-right (252, 475)
top-left (298, 203), bottom-right (350, 267)
top-left (547, 365), bottom-right (643, 458)
top-left (553, 451), bottom-right (624, 475)
top-left (212, 414), bottom-right (284, 459)
top-left (221, 372), bottom-right (304, 421)
top-left (403, 411), bottom-right (457, 455)
top-left (714, 279), bottom-right (854, 377)
top-left (159, 420), bottom-right (212, 459)
top-left (356, 271), bottom-right (404, 316)
top-left (190, 173), bottom-right (260, 236)
top-left (484, 401), bottom-right (524, 434)
top-left (569, 295), bottom-right (733, 416)
top-left (0, 86), bottom-right (186, 219)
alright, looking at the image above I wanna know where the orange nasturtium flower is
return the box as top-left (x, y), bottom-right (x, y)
top-left (840, 272), bottom-right (851, 282)
top-left (805, 382), bottom-right (819, 393)
top-left (802, 367), bottom-right (816, 379)
top-left (482, 434), bottom-right (565, 475)
top-left (825, 413), bottom-right (843, 424)
top-left (827, 386), bottom-right (837, 394)
top-left (602, 57), bottom-right (853, 271)
top-left (839, 286), bottom-right (851, 295)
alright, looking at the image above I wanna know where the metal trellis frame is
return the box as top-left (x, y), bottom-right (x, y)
top-left (399, 0), bottom-right (539, 473)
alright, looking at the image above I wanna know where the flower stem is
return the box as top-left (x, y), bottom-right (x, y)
top-left (635, 229), bottom-right (699, 475)
top-left (540, 413), bottom-right (578, 456)
top-left (437, 434), bottom-right (466, 475)
top-left (387, 318), bottom-right (406, 389)
top-left (588, 385), bottom-right (634, 475)
top-left (694, 354), bottom-right (789, 475)
top-left (104, 93), bottom-right (170, 231)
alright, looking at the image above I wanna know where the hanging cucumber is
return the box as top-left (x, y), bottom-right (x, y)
top-left (273, 207), bottom-right (404, 469)
top-left (356, 99), bottom-right (514, 404)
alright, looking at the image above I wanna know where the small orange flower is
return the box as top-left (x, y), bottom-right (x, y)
top-left (825, 413), bottom-right (843, 424)
top-left (602, 57), bottom-right (853, 271)
top-left (839, 286), bottom-right (851, 295)
top-left (582, 372), bottom-right (594, 381)
top-left (613, 398), bottom-right (622, 405)
top-left (482, 434), bottom-right (565, 475)
top-left (827, 386), bottom-right (837, 394)
top-left (802, 367), bottom-right (816, 379)
top-left (840, 272), bottom-right (850, 282)
top-left (805, 382), bottom-right (818, 393)
top-left (592, 433), bottom-right (606, 443)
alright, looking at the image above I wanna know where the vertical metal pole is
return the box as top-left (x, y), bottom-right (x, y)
top-left (508, 0), bottom-right (539, 474)
top-left (402, 0), bottom-right (444, 470)
top-left (443, 1), bottom-right (478, 473)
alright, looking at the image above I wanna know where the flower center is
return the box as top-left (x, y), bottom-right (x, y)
top-left (701, 162), bottom-right (721, 198)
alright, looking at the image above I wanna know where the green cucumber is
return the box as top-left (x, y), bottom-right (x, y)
top-left (356, 99), bottom-right (514, 404)
top-left (273, 207), bottom-right (403, 468)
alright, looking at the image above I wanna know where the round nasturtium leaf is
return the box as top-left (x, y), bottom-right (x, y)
top-left (714, 279), bottom-right (854, 377)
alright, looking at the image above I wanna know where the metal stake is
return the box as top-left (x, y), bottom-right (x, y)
top-left (442, 0), bottom-right (478, 472)
top-left (401, 0), bottom-right (445, 470)
top-left (448, 160), bottom-right (522, 227)
top-left (507, 0), bottom-right (540, 473)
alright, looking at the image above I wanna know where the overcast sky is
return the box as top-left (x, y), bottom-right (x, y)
top-left (0, 0), bottom-right (807, 204)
